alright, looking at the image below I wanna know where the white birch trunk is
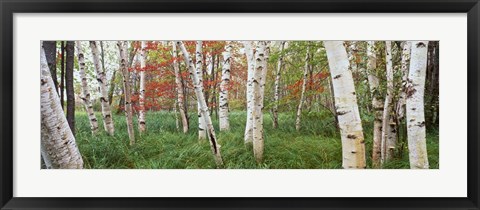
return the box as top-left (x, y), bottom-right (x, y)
top-left (172, 42), bottom-right (189, 133)
top-left (196, 41), bottom-right (207, 140)
top-left (243, 41), bottom-right (255, 143)
top-left (90, 41), bottom-right (114, 135)
top-left (381, 41), bottom-right (396, 164)
top-left (295, 45), bottom-right (309, 131)
top-left (76, 41), bottom-right (98, 134)
top-left (219, 42), bottom-right (232, 131)
top-left (252, 41), bottom-right (268, 163)
top-left (117, 41), bottom-right (136, 145)
top-left (348, 41), bottom-right (358, 73)
top-left (406, 41), bottom-right (429, 169)
top-left (366, 41), bottom-right (383, 168)
top-left (273, 41), bottom-right (286, 129)
top-left (396, 41), bottom-right (412, 121)
top-left (138, 41), bottom-right (147, 133)
top-left (41, 45), bottom-right (83, 169)
top-left (178, 41), bottom-right (224, 167)
top-left (324, 41), bottom-right (366, 169)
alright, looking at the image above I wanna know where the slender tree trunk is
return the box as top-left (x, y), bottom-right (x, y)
top-left (219, 42), bottom-right (232, 131)
top-left (273, 41), bottom-right (285, 129)
top-left (172, 42), bottom-right (189, 133)
top-left (65, 41), bottom-right (75, 136)
top-left (76, 41), bottom-right (99, 134)
top-left (90, 41), bottom-right (115, 135)
top-left (195, 41), bottom-right (207, 140)
top-left (347, 41), bottom-right (358, 74)
top-left (118, 41), bottom-right (135, 145)
top-left (178, 41), bottom-right (224, 167)
top-left (138, 41), bottom-right (147, 133)
top-left (104, 41), bottom-right (117, 106)
top-left (60, 41), bottom-right (65, 110)
top-left (366, 41), bottom-right (383, 168)
top-left (381, 41), bottom-right (397, 164)
top-left (252, 41), bottom-right (268, 163)
top-left (295, 45), bottom-right (309, 131)
top-left (406, 41), bottom-right (429, 169)
top-left (42, 41), bottom-right (58, 95)
top-left (41, 45), bottom-right (83, 169)
top-left (396, 42), bottom-right (412, 122)
top-left (324, 41), bottom-right (366, 169)
top-left (243, 41), bottom-right (255, 143)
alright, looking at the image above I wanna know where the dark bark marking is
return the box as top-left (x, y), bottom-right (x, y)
top-left (416, 42), bottom-right (426, 48)
top-left (347, 134), bottom-right (357, 139)
top-left (334, 74), bottom-right (341, 79)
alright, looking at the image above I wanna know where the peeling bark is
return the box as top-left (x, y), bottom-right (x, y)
top-left (324, 41), bottom-right (366, 169)
top-left (219, 42), bottom-right (232, 131)
top-left (118, 41), bottom-right (136, 145)
top-left (76, 41), bottom-right (98, 134)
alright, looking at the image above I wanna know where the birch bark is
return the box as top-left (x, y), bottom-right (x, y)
top-left (138, 41), bottom-right (147, 132)
top-left (273, 41), bottom-right (286, 129)
top-left (76, 41), bottom-right (98, 134)
top-left (252, 41), bottom-right (268, 163)
top-left (178, 41), bottom-right (224, 167)
top-left (172, 42), bottom-right (189, 133)
top-left (396, 41), bottom-right (411, 122)
top-left (381, 41), bottom-right (396, 164)
top-left (219, 42), bottom-right (232, 131)
top-left (295, 45), bottom-right (310, 131)
top-left (324, 41), bottom-right (366, 169)
top-left (41, 45), bottom-right (83, 169)
top-left (243, 41), bottom-right (255, 143)
top-left (406, 41), bottom-right (429, 169)
top-left (90, 41), bottom-right (115, 135)
top-left (196, 41), bottom-right (207, 140)
top-left (118, 41), bottom-right (136, 145)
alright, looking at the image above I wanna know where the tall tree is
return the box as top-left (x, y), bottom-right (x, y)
top-left (60, 41), bottom-right (65, 110)
top-left (272, 41), bottom-right (286, 129)
top-left (324, 41), bottom-right (366, 169)
top-left (295, 44), bottom-right (310, 131)
top-left (76, 41), bottom-right (99, 134)
top-left (396, 41), bottom-right (412, 124)
top-left (41, 45), bottom-right (83, 169)
top-left (172, 42), bottom-right (189, 133)
top-left (90, 41), bottom-right (115, 135)
top-left (252, 41), bottom-right (269, 163)
top-left (65, 41), bottom-right (75, 136)
top-left (196, 41), bottom-right (207, 140)
top-left (406, 41), bottom-right (429, 169)
top-left (178, 41), bottom-right (224, 167)
top-left (366, 41), bottom-right (383, 168)
top-left (118, 41), bottom-right (136, 145)
top-left (243, 41), bottom-right (255, 143)
top-left (381, 41), bottom-right (397, 164)
top-left (138, 41), bottom-right (147, 133)
top-left (219, 42), bottom-right (232, 131)
top-left (42, 41), bottom-right (58, 95)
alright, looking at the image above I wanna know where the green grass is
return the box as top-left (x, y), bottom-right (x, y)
top-left (75, 110), bottom-right (439, 169)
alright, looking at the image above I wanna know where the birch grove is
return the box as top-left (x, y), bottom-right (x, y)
top-left (118, 41), bottom-right (136, 145)
top-left (219, 42), bottom-right (232, 131)
top-left (76, 41), bottom-right (98, 134)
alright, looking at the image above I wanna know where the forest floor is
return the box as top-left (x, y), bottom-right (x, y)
top-left (75, 111), bottom-right (439, 169)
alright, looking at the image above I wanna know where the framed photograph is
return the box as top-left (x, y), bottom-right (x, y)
top-left (1, 0), bottom-right (479, 209)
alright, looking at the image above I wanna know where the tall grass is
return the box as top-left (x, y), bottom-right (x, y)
top-left (75, 110), bottom-right (439, 169)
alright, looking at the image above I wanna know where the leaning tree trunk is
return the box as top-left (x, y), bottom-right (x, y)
top-left (65, 41), bottom-right (75, 136)
top-left (41, 44), bottom-right (83, 169)
top-left (118, 41), bottom-right (136, 145)
top-left (42, 41), bottom-right (58, 95)
top-left (219, 42), bottom-right (232, 131)
top-left (252, 41), bottom-right (268, 163)
top-left (381, 41), bottom-right (397, 165)
top-left (396, 41), bottom-right (412, 122)
top-left (295, 45), bottom-right (310, 131)
top-left (324, 41), bottom-right (366, 169)
top-left (366, 41), bottom-right (383, 168)
top-left (243, 41), bottom-right (255, 143)
top-left (273, 41), bottom-right (285, 129)
top-left (90, 41), bottom-right (115, 135)
top-left (76, 41), bottom-right (98, 134)
top-left (406, 41), bottom-right (430, 169)
top-left (138, 41), bottom-right (147, 133)
top-left (195, 41), bottom-right (207, 140)
top-left (172, 42), bottom-right (189, 133)
top-left (178, 41), bottom-right (224, 167)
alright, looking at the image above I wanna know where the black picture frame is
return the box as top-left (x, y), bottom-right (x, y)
top-left (1, 0), bottom-right (479, 209)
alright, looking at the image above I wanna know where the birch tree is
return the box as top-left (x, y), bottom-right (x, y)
top-left (178, 41), bottom-right (224, 167)
top-left (172, 42), bottom-right (189, 133)
top-left (90, 41), bottom-right (115, 135)
top-left (324, 41), bottom-right (366, 169)
top-left (118, 41), bottom-right (136, 145)
top-left (76, 41), bottom-right (98, 134)
top-left (252, 41), bottom-right (268, 163)
top-left (406, 41), bottom-right (429, 169)
top-left (219, 42), bottom-right (232, 131)
top-left (381, 41), bottom-right (397, 164)
top-left (243, 41), bottom-right (255, 143)
top-left (138, 41), bottom-right (147, 133)
top-left (273, 41), bottom-right (285, 129)
top-left (196, 41), bottom-right (207, 140)
top-left (295, 45), bottom-right (309, 131)
top-left (396, 41), bottom-right (411, 122)
top-left (41, 45), bottom-right (83, 169)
